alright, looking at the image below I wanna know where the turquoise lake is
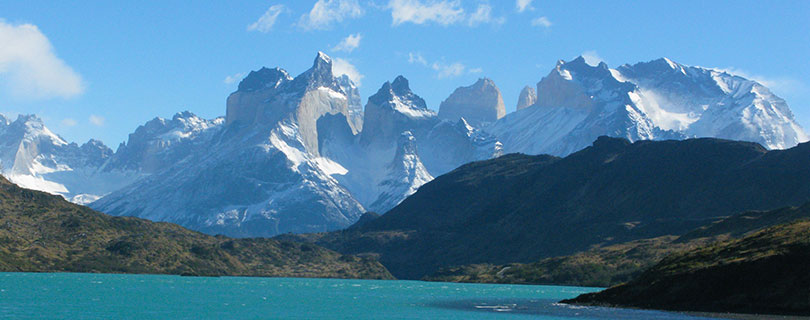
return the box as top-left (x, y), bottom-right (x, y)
top-left (0, 273), bottom-right (720, 319)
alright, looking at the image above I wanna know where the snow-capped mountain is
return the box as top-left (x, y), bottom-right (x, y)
top-left (321, 75), bottom-right (500, 213)
top-left (0, 114), bottom-right (140, 204)
top-left (488, 57), bottom-right (807, 156)
top-left (92, 52), bottom-right (365, 237)
top-left (3, 53), bottom-right (805, 238)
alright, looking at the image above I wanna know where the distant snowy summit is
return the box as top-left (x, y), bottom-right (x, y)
top-left (489, 56), bottom-right (807, 156)
top-left (1, 52), bottom-right (805, 238)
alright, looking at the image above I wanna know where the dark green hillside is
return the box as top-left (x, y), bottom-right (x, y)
top-left (298, 137), bottom-right (810, 279)
top-left (0, 176), bottom-right (392, 279)
top-left (426, 202), bottom-right (810, 287)
top-left (563, 220), bottom-right (810, 316)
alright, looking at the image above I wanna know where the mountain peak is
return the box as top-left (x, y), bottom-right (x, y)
top-left (15, 114), bottom-right (43, 125)
top-left (312, 51), bottom-right (333, 75)
top-left (237, 67), bottom-right (291, 92)
top-left (516, 85), bottom-right (537, 111)
top-left (391, 75), bottom-right (410, 96)
top-left (316, 51), bottom-right (332, 65)
top-left (474, 77), bottom-right (496, 88)
top-left (438, 77), bottom-right (505, 125)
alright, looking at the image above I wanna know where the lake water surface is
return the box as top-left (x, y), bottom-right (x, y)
top-left (0, 272), bottom-right (720, 319)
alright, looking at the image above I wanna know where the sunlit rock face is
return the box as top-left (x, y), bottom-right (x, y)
top-left (438, 78), bottom-right (506, 127)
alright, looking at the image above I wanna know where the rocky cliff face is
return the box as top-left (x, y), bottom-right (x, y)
top-left (438, 78), bottom-right (506, 127)
top-left (516, 85), bottom-right (537, 111)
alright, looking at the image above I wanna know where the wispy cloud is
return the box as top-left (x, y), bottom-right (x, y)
top-left (408, 52), bottom-right (480, 79)
top-left (388, 0), bottom-right (503, 26)
top-left (247, 4), bottom-right (285, 33)
top-left (89, 114), bottom-right (105, 126)
top-left (467, 4), bottom-right (505, 26)
top-left (713, 66), bottom-right (805, 95)
top-left (408, 52), bottom-right (428, 66)
top-left (332, 57), bottom-right (364, 86)
top-left (224, 72), bottom-right (246, 85)
top-left (60, 118), bottom-right (77, 127)
top-left (298, 0), bottom-right (364, 31)
top-left (531, 16), bottom-right (551, 28)
top-left (0, 20), bottom-right (84, 100)
top-left (581, 51), bottom-right (603, 66)
top-left (516, 0), bottom-right (533, 12)
top-left (332, 33), bottom-right (362, 53)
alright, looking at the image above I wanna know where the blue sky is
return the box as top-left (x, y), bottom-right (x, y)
top-left (1, 0), bottom-right (808, 147)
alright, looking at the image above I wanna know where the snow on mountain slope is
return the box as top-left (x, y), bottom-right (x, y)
top-left (616, 58), bottom-right (807, 149)
top-left (487, 57), bottom-right (806, 156)
top-left (367, 131), bottom-right (433, 213)
top-left (91, 52), bottom-right (365, 237)
top-left (321, 75), bottom-right (500, 213)
top-left (8, 53), bottom-right (806, 238)
top-left (0, 114), bottom-right (138, 204)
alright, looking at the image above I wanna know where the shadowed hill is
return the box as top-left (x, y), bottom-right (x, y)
top-left (563, 220), bottom-right (810, 316)
top-left (296, 137), bottom-right (810, 279)
top-left (0, 176), bottom-right (392, 279)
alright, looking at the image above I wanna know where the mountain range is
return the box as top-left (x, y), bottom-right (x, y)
top-left (1, 52), bottom-right (806, 237)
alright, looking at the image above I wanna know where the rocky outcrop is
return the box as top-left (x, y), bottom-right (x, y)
top-left (359, 76), bottom-right (437, 147)
top-left (516, 85), bottom-right (536, 110)
top-left (438, 78), bottom-right (505, 127)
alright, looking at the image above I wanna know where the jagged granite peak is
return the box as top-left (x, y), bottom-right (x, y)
top-left (237, 67), bottom-right (292, 92)
top-left (360, 76), bottom-right (436, 146)
top-left (94, 53), bottom-right (364, 237)
top-left (369, 75), bottom-right (428, 110)
top-left (516, 85), bottom-right (537, 111)
top-left (438, 78), bottom-right (506, 127)
top-left (225, 52), bottom-right (357, 156)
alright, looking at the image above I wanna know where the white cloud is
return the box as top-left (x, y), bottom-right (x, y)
top-left (581, 51), bottom-right (603, 66)
top-left (713, 67), bottom-right (805, 95)
top-left (408, 52), bottom-right (428, 66)
top-left (332, 33), bottom-right (362, 53)
top-left (516, 0), bottom-right (533, 12)
top-left (298, 0), bottom-right (364, 31)
top-left (388, 0), bottom-right (503, 26)
top-left (388, 0), bottom-right (464, 26)
top-left (408, 52), bottom-right (479, 79)
top-left (432, 62), bottom-right (465, 78)
top-left (332, 57), bottom-right (364, 86)
top-left (60, 118), bottom-right (77, 127)
top-left (224, 72), bottom-right (246, 85)
top-left (531, 16), bottom-right (551, 28)
top-left (247, 4), bottom-right (285, 33)
top-left (89, 114), bottom-right (105, 126)
top-left (467, 4), bottom-right (505, 26)
top-left (0, 20), bottom-right (84, 100)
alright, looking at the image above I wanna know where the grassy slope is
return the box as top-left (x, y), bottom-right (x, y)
top-left (562, 220), bottom-right (810, 316)
top-left (0, 177), bottom-right (393, 279)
